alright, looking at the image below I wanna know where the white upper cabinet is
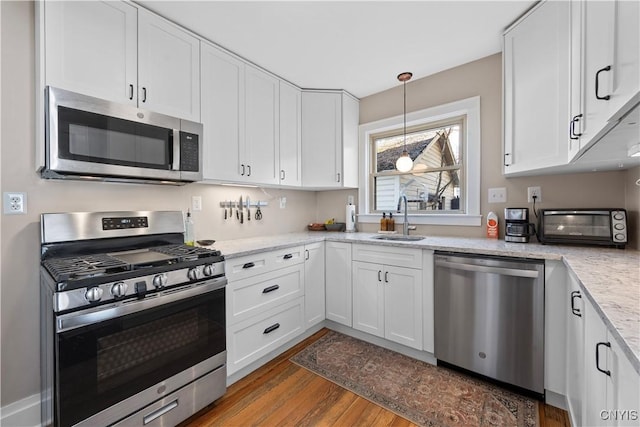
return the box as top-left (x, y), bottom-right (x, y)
top-left (43, 1), bottom-right (200, 121)
top-left (504, 0), bottom-right (639, 176)
top-left (578, 0), bottom-right (639, 147)
top-left (302, 91), bottom-right (359, 189)
top-left (244, 65), bottom-right (279, 185)
top-left (279, 82), bottom-right (302, 187)
top-left (503, 0), bottom-right (571, 175)
top-left (137, 9), bottom-right (200, 122)
top-left (200, 42), bottom-right (244, 182)
top-left (44, 1), bottom-right (137, 105)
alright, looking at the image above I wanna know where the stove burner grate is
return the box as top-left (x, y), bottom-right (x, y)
top-left (43, 254), bottom-right (130, 281)
top-left (154, 244), bottom-right (221, 261)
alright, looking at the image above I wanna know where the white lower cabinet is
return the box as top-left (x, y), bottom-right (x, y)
top-left (583, 298), bottom-right (640, 426)
top-left (325, 241), bottom-right (352, 326)
top-left (225, 247), bottom-right (306, 375)
top-left (565, 273), bottom-right (585, 427)
top-left (227, 297), bottom-right (304, 375)
top-left (304, 242), bottom-right (325, 328)
top-left (352, 244), bottom-right (423, 350)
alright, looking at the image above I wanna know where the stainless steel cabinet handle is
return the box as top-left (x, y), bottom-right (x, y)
top-left (435, 259), bottom-right (539, 278)
top-left (570, 291), bottom-right (582, 317)
top-left (378, 270), bottom-right (382, 282)
top-left (143, 400), bottom-right (178, 425)
top-left (504, 153), bottom-right (511, 167)
top-left (247, 165), bottom-right (251, 176)
top-left (280, 170), bottom-right (285, 181)
top-left (596, 342), bottom-right (611, 376)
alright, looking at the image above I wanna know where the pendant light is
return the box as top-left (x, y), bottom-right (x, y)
top-left (395, 72), bottom-right (413, 172)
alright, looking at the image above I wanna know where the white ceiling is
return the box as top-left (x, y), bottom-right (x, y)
top-left (137, 1), bottom-right (536, 98)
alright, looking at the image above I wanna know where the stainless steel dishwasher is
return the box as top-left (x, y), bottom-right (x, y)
top-left (434, 252), bottom-right (544, 396)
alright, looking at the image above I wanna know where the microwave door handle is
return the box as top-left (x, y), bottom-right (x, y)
top-left (172, 129), bottom-right (180, 171)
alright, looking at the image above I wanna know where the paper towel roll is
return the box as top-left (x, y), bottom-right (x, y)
top-left (345, 204), bottom-right (356, 232)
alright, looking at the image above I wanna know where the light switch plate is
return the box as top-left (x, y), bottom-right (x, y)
top-left (488, 187), bottom-right (506, 204)
top-left (192, 196), bottom-right (202, 212)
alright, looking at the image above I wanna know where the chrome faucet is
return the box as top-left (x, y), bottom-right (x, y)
top-left (397, 194), bottom-right (410, 236)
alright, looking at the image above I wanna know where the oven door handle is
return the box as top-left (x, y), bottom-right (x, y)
top-left (56, 277), bottom-right (227, 333)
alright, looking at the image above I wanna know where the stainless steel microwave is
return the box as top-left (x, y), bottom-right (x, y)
top-left (538, 209), bottom-right (627, 248)
top-left (42, 86), bottom-right (202, 185)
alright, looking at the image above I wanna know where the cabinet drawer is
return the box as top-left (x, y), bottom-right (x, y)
top-left (352, 244), bottom-right (422, 269)
top-left (227, 297), bottom-right (304, 375)
top-left (227, 264), bottom-right (304, 325)
top-left (226, 245), bottom-right (305, 281)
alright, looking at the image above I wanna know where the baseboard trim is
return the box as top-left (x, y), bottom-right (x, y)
top-left (1, 393), bottom-right (40, 427)
top-left (545, 389), bottom-right (568, 410)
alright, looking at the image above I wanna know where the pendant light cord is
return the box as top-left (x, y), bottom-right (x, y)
top-left (403, 79), bottom-right (407, 151)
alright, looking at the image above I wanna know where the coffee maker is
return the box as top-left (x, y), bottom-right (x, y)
top-left (504, 208), bottom-right (535, 243)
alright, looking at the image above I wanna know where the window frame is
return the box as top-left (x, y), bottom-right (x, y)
top-left (358, 96), bottom-right (481, 227)
top-left (370, 116), bottom-right (465, 214)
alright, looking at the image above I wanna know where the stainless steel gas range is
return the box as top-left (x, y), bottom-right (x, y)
top-left (40, 211), bottom-right (227, 427)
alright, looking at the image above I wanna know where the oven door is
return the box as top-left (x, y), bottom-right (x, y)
top-left (54, 279), bottom-right (226, 427)
top-left (45, 86), bottom-right (183, 182)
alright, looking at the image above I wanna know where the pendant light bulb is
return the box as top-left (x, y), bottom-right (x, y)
top-left (396, 72), bottom-right (413, 172)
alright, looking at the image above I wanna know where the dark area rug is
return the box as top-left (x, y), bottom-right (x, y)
top-left (290, 330), bottom-right (538, 427)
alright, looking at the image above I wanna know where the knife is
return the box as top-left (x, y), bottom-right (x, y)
top-left (239, 195), bottom-right (243, 224)
top-left (246, 195), bottom-right (251, 221)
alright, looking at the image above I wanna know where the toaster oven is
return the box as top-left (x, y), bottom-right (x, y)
top-left (538, 209), bottom-right (627, 248)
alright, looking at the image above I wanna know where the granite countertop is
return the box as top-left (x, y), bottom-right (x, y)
top-left (215, 231), bottom-right (640, 373)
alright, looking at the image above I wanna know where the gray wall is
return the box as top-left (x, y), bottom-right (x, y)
top-left (1, 0), bottom-right (638, 411)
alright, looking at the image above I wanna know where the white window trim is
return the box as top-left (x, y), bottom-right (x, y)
top-left (358, 96), bottom-right (481, 227)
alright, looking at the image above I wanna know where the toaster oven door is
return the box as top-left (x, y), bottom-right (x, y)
top-left (540, 211), bottom-right (613, 244)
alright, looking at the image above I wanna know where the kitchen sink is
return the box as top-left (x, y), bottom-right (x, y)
top-left (371, 235), bottom-right (425, 241)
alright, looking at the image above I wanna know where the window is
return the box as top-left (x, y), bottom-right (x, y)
top-left (372, 118), bottom-right (464, 213)
top-left (358, 97), bottom-right (481, 226)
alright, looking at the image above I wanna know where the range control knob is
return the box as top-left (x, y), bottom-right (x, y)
top-left (85, 286), bottom-right (104, 303)
top-left (111, 282), bottom-right (128, 298)
top-left (187, 267), bottom-right (200, 281)
top-left (203, 264), bottom-right (214, 277)
top-left (152, 274), bottom-right (167, 289)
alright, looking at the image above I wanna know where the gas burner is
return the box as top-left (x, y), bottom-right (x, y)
top-left (154, 244), bottom-right (221, 261)
top-left (43, 254), bottom-right (130, 282)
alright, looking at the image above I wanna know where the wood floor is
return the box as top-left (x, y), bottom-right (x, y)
top-left (181, 329), bottom-right (570, 427)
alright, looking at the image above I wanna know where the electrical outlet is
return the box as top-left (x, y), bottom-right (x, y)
top-left (527, 186), bottom-right (542, 203)
top-left (279, 197), bottom-right (287, 209)
top-left (488, 187), bottom-right (507, 203)
top-left (3, 192), bottom-right (27, 214)
top-left (192, 196), bottom-right (202, 212)
top-left (347, 195), bottom-right (355, 205)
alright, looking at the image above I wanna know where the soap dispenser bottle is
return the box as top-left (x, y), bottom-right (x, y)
top-left (388, 212), bottom-right (395, 231)
top-left (380, 212), bottom-right (387, 231)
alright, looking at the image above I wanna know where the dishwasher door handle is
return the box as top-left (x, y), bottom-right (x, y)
top-left (435, 259), bottom-right (540, 278)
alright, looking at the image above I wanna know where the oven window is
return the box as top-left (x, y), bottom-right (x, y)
top-left (58, 106), bottom-right (172, 169)
top-left (55, 288), bottom-right (225, 427)
top-left (544, 214), bottom-right (611, 238)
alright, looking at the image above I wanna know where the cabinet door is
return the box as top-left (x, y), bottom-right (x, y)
top-left (384, 266), bottom-right (422, 350)
top-left (138, 9), bottom-right (200, 121)
top-left (609, 0), bottom-right (639, 117)
top-left (341, 94), bottom-right (359, 188)
top-left (279, 82), bottom-right (302, 187)
top-left (302, 92), bottom-right (341, 188)
top-left (200, 42), bottom-right (244, 181)
top-left (44, 1), bottom-right (137, 105)
top-left (565, 275), bottom-right (585, 427)
top-left (304, 243), bottom-right (325, 328)
top-left (244, 65), bottom-right (279, 185)
top-left (583, 298), bottom-right (611, 426)
top-left (608, 337), bottom-right (640, 427)
top-left (325, 242), bottom-right (352, 326)
top-left (580, 0), bottom-right (616, 145)
top-left (503, 1), bottom-right (571, 175)
top-left (352, 261), bottom-right (384, 338)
